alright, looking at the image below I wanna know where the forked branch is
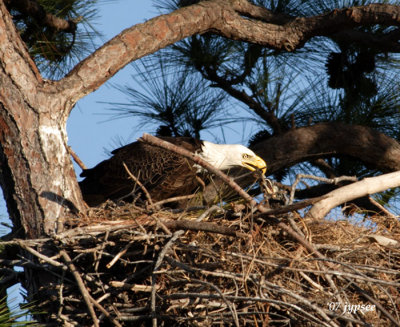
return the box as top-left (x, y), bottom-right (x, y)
top-left (307, 171), bottom-right (400, 219)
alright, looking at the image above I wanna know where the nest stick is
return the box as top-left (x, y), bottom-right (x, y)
top-left (19, 242), bottom-right (66, 269)
top-left (289, 174), bottom-right (357, 205)
top-left (87, 294), bottom-right (123, 327)
top-left (151, 230), bottom-right (185, 327)
top-left (67, 145), bottom-right (87, 170)
top-left (122, 162), bottom-right (154, 207)
top-left (140, 135), bottom-right (335, 262)
top-left (106, 241), bottom-right (133, 269)
top-left (60, 250), bottom-right (99, 327)
top-left (140, 133), bottom-right (256, 206)
top-left (152, 193), bottom-right (197, 207)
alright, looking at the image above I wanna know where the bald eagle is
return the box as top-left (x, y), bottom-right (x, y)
top-left (79, 137), bottom-right (266, 207)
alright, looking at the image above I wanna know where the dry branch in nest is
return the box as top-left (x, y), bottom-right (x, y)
top-left (3, 202), bottom-right (399, 326)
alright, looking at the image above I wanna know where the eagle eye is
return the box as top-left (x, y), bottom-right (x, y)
top-left (242, 153), bottom-right (252, 159)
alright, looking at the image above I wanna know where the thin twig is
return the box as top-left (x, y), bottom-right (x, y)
top-left (140, 133), bottom-right (256, 206)
top-left (152, 193), bottom-right (197, 207)
top-left (87, 293), bottom-right (123, 327)
top-left (368, 196), bottom-right (398, 220)
top-left (106, 241), bottom-right (133, 269)
top-left (151, 230), bottom-right (185, 327)
top-left (191, 278), bottom-right (240, 327)
top-left (19, 242), bottom-right (66, 269)
top-left (122, 162), bottom-right (154, 207)
top-left (67, 145), bottom-right (87, 170)
top-left (289, 174), bottom-right (357, 204)
top-left (94, 230), bottom-right (109, 273)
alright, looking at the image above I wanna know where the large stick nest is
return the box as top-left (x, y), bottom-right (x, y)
top-left (23, 201), bottom-right (400, 326)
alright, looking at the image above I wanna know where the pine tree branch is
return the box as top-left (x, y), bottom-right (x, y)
top-left (252, 122), bottom-right (400, 174)
top-left (54, 1), bottom-right (400, 116)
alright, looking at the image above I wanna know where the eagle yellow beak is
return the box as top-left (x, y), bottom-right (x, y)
top-left (242, 155), bottom-right (267, 175)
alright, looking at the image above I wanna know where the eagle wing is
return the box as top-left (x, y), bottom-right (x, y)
top-left (79, 138), bottom-right (203, 206)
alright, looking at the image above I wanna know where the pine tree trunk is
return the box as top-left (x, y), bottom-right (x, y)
top-left (0, 3), bottom-right (86, 318)
top-left (0, 1), bottom-right (85, 239)
top-left (0, 97), bottom-right (84, 238)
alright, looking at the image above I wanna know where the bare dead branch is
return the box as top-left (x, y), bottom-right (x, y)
top-left (307, 171), bottom-right (400, 219)
top-left (106, 241), bottom-right (133, 269)
top-left (289, 174), bottom-right (357, 204)
top-left (68, 145), bottom-right (87, 170)
top-left (87, 294), bottom-right (123, 327)
top-left (18, 241), bottom-right (67, 269)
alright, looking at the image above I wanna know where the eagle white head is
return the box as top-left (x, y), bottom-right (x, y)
top-left (198, 141), bottom-right (266, 174)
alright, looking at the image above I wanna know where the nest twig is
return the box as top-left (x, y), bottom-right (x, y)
top-left (4, 202), bottom-right (399, 326)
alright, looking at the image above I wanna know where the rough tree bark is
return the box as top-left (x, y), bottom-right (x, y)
top-left (252, 122), bottom-right (400, 174)
top-left (0, 1), bottom-right (85, 238)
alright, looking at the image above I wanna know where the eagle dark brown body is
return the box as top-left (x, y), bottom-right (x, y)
top-left (79, 137), bottom-right (267, 207)
top-left (79, 137), bottom-right (204, 206)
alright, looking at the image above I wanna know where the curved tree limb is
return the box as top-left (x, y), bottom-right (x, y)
top-left (294, 183), bottom-right (387, 215)
top-left (52, 1), bottom-right (400, 117)
top-left (252, 122), bottom-right (400, 174)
